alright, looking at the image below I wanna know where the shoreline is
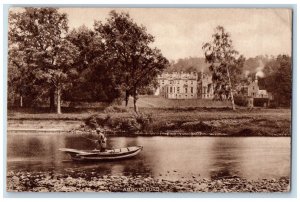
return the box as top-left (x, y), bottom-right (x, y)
top-left (7, 108), bottom-right (291, 137)
top-left (6, 171), bottom-right (290, 192)
top-left (7, 129), bottom-right (290, 137)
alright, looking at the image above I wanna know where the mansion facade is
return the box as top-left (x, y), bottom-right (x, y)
top-left (155, 72), bottom-right (198, 99)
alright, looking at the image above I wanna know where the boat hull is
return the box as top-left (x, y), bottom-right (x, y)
top-left (59, 146), bottom-right (143, 161)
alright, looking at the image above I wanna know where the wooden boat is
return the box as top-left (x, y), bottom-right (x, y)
top-left (59, 146), bottom-right (143, 161)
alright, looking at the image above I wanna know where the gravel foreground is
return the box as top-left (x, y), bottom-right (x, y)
top-left (7, 171), bottom-right (290, 193)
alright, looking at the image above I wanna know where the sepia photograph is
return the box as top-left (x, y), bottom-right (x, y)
top-left (6, 7), bottom-right (292, 193)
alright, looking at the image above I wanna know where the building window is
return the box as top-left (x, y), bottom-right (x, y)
top-left (191, 81), bottom-right (193, 84)
top-left (177, 87), bottom-right (180, 92)
top-left (191, 87), bottom-right (193, 93)
top-left (170, 87), bottom-right (172, 93)
top-left (185, 88), bottom-right (188, 93)
top-left (253, 93), bottom-right (255, 96)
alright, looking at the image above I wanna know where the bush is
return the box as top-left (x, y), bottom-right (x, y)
top-left (116, 118), bottom-right (140, 133)
top-left (84, 114), bottom-right (111, 129)
top-left (253, 98), bottom-right (269, 107)
top-left (181, 121), bottom-right (214, 132)
top-left (135, 113), bottom-right (154, 132)
top-left (104, 105), bottom-right (128, 113)
top-left (234, 95), bottom-right (248, 107)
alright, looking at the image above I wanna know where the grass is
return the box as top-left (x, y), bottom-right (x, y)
top-left (7, 96), bottom-right (291, 136)
top-left (125, 95), bottom-right (231, 108)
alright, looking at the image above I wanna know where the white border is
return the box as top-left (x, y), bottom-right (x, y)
top-left (1, 0), bottom-right (299, 202)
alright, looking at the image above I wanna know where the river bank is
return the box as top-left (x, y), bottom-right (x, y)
top-left (7, 108), bottom-right (291, 137)
top-left (7, 170), bottom-right (290, 192)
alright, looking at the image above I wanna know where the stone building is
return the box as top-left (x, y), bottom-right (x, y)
top-left (247, 77), bottom-right (273, 107)
top-left (155, 72), bottom-right (198, 99)
top-left (198, 72), bottom-right (214, 99)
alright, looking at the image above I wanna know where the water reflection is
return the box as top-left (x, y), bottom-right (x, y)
top-left (7, 134), bottom-right (290, 180)
top-left (208, 137), bottom-right (243, 179)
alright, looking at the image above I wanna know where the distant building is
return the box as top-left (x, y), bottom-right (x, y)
top-left (247, 77), bottom-right (273, 107)
top-left (155, 72), bottom-right (198, 99)
top-left (198, 72), bottom-right (214, 99)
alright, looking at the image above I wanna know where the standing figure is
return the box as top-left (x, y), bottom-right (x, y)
top-left (95, 128), bottom-right (107, 152)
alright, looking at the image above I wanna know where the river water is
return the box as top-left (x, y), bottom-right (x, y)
top-left (7, 133), bottom-right (291, 180)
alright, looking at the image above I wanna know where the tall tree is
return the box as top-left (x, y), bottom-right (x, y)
top-left (202, 26), bottom-right (245, 110)
top-left (94, 10), bottom-right (169, 112)
top-left (9, 8), bottom-right (79, 113)
top-left (264, 55), bottom-right (292, 107)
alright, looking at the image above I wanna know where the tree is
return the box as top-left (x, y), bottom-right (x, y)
top-left (64, 25), bottom-right (116, 103)
top-left (264, 55), bottom-right (292, 107)
top-left (94, 10), bottom-right (169, 112)
top-left (9, 8), bottom-right (79, 113)
top-left (202, 26), bottom-right (245, 110)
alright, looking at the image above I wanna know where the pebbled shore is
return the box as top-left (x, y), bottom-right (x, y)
top-left (7, 171), bottom-right (290, 193)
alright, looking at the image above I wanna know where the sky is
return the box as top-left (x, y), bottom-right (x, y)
top-left (58, 8), bottom-right (292, 61)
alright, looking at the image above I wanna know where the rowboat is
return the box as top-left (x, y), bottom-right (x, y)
top-left (59, 146), bottom-right (143, 161)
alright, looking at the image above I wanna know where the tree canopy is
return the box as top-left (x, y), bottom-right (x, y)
top-left (9, 8), bottom-right (79, 113)
top-left (263, 55), bottom-right (292, 107)
top-left (202, 26), bottom-right (245, 110)
top-left (93, 10), bottom-right (169, 112)
top-left (8, 9), bottom-right (169, 113)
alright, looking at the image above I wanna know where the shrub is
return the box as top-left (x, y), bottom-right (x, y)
top-left (181, 121), bottom-right (214, 132)
top-left (85, 114), bottom-right (111, 129)
top-left (234, 95), bottom-right (248, 107)
top-left (116, 118), bottom-right (140, 133)
top-left (135, 113), bottom-right (154, 132)
top-left (104, 105), bottom-right (128, 113)
top-left (253, 98), bottom-right (269, 107)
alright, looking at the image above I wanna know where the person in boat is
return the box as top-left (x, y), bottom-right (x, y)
top-left (95, 128), bottom-right (107, 152)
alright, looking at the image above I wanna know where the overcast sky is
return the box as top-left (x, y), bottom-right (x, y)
top-left (60, 8), bottom-right (292, 61)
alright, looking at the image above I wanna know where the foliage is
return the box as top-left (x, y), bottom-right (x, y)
top-left (65, 25), bottom-right (122, 103)
top-left (263, 55), bottom-right (292, 107)
top-left (103, 105), bottom-right (129, 113)
top-left (94, 10), bottom-right (169, 112)
top-left (233, 95), bottom-right (248, 107)
top-left (253, 98), bottom-right (269, 107)
top-left (202, 26), bottom-right (245, 109)
top-left (166, 57), bottom-right (210, 74)
top-left (135, 113), bottom-right (154, 132)
top-left (8, 8), bottom-right (79, 113)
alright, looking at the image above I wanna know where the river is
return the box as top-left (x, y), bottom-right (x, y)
top-left (7, 133), bottom-right (290, 181)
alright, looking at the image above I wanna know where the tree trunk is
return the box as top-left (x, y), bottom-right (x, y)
top-left (226, 65), bottom-right (236, 110)
top-left (125, 90), bottom-right (129, 107)
top-left (133, 89), bottom-right (138, 113)
top-left (49, 87), bottom-right (55, 111)
top-left (20, 95), bottom-right (23, 108)
top-left (57, 87), bottom-right (62, 114)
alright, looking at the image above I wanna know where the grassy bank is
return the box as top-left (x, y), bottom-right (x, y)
top-left (7, 107), bottom-right (291, 137)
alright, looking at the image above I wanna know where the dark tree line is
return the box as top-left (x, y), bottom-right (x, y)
top-left (263, 55), bottom-right (292, 107)
top-left (8, 8), bottom-right (169, 113)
